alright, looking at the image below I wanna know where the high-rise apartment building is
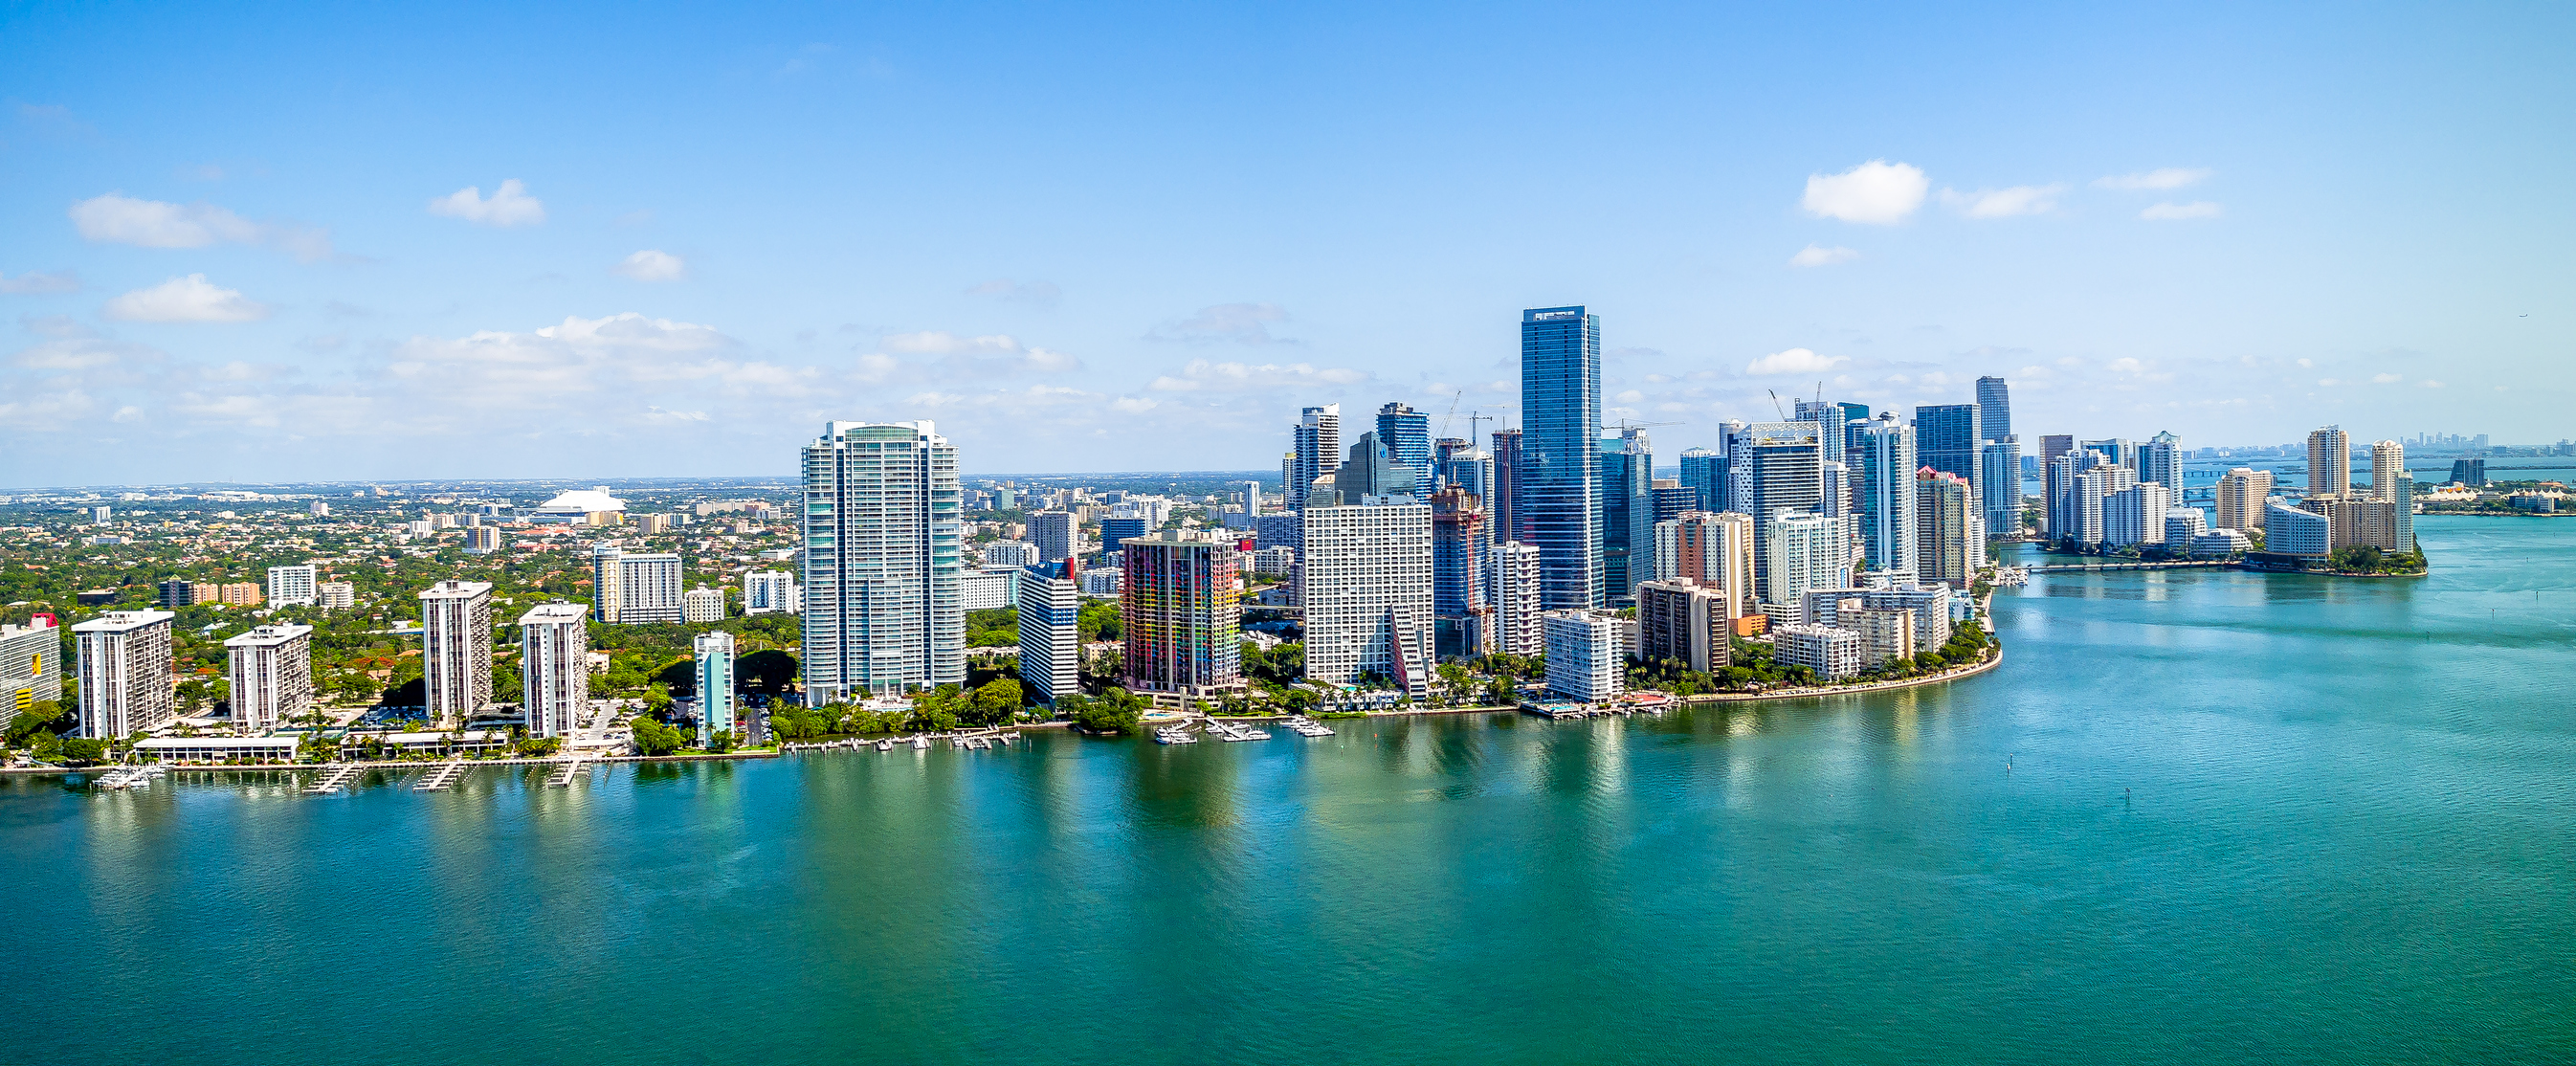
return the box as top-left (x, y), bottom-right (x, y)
top-left (1521, 305), bottom-right (1603, 611)
top-left (981, 541), bottom-right (1038, 569)
top-left (1475, 429), bottom-right (1516, 540)
top-left (1915, 403), bottom-right (1981, 488)
top-left (1376, 402), bottom-right (1433, 498)
top-left (317, 582), bottom-right (356, 611)
top-left (2103, 483), bottom-right (2174, 549)
top-left (695, 631), bottom-right (736, 745)
top-left (1301, 467), bottom-right (1433, 697)
top-left (2370, 440), bottom-right (2407, 500)
top-left (0, 616), bottom-right (62, 715)
top-left (2039, 434), bottom-right (2076, 535)
top-left (1636, 578), bottom-right (1733, 675)
top-left (2266, 501), bottom-right (2332, 557)
top-left (1489, 541), bottom-right (1543, 657)
top-left (1916, 470), bottom-right (1975, 587)
top-left (1764, 513), bottom-right (1850, 617)
top-left (1016, 560), bottom-right (1082, 704)
top-left (519, 603), bottom-right (588, 739)
top-left (2214, 467), bottom-right (2274, 532)
top-left (1542, 611), bottom-right (1624, 702)
top-left (223, 623), bottom-right (311, 735)
top-left (682, 587), bottom-right (726, 623)
top-left (1854, 413), bottom-right (1916, 577)
top-left (744, 570), bottom-right (799, 614)
top-left (1430, 488), bottom-right (1491, 657)
top-left (1030, 511), bottom-right (1079, 565)
top-left (2141, 432), bottom-right (2183, 500)
top-left (1651, 510), bottom-right (1754, 617)
top-left (2075, 462), bottom-right (2140, 546)
top-left (1120, 528), bottom-right (1243, 698)
top-left (267, 565), bottom-right (318, 608)
top-left (420, 581), bottom-right (494, 723)
top-left (1290, 404), bottom-right (1343, 509)
top-left (2308, 426), bottom-right (2351, 497)
top-left (74, 611), bottom-right (175, 739)
top-left (463, 526), bottom-right (502, 555)
top-left (590, 545), bottom-right (684, 624)
top-left (1979, 436), bottom-right (2022, 538)
top-left (802, 420), bottom-right (965, 703)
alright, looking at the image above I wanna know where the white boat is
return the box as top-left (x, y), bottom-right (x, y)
top-left (876, 739), bottom-right (893, 751)
top-left (910, 736), bottom-right (930, 750)
top-left (1153, 726), bottom-right (1198, 744)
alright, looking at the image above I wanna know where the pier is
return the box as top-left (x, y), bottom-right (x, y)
top-left (2023, 560), bottom-right (2232, 573)
top-left (544, 755), bottom-right (590, 788)
top-left (412, 758), bottom-right (469, 792)
top-left (305, 764), bottom-right (363, 794)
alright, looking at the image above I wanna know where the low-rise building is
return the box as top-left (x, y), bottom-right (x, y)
top-left (2265, 500), bottom-right (2332, 557)
top-left (1771, 623), bottom-right (1861, 681)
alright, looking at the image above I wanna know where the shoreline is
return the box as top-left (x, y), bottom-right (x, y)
top-left (9, 646), bottom-right (2010, 782)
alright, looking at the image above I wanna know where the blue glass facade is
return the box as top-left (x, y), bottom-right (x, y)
top-left (1915, 403), bottom-right (1981, 486)
top-left (1596, 430), bottom-right (1652, 605)
top-left (1678, 448), bottom-right (1722, 512)
top-left (1376, 402), bottom-right (1432, 498)
top-left (1521, 306), bottom-right (1601, 610)
top-left (1974, 376), bottom-right (2011, 441)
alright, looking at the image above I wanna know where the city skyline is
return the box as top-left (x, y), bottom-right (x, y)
top-left (5, 4), bottom-right (2572, 488)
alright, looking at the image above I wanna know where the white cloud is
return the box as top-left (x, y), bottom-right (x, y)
top-left (2096, 167), bottom-right (2212, 190)
top-left (1146, 359), bottom-right (1368, 391)
top-left (1147, 302), bottom-right (1294, 344)
top-left (102, 275), bottom-right (270, 322)
top-left (1801, 161), bottom-right (1928, 224)
top-left (2371, 372), bottom-right (2404, 385)
top-left (859, 331), bottom-right (1080, 381)
top-left (0, 270), bottom-right (79, 294)
top-left (427, 179), bottom-right (545, 227)
top-left (614, 250), bottom-right (686, 281)
top-left (69, 193), bottom-right (335, 260)
top-left (2418, 380), bottom-right (2446, 389)
top-left (1745, 347), bottom-right (1848, 375)
top-left (2108, 357), bottom-right (2144, 373)
top-left (2142, 201), bottom-right (2223, 221)
top-left (1111, 396), bottom-right (1158, 412)
top-left (1788, 244), bottom-right (1860, 267)
top-left (1614, 389), bottom-right (1644, 403)
top-left (1940, 184), bottom-right (2068, 218)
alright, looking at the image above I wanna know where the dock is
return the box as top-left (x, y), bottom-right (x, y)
top-left (544, 755), bottom-right (590, 788)
top-left (411, 758), bottom-right (469, 792)
top-left (305, 763), bottom-right (363, 794)
top-left (93, 764), bottom-right (167, 789)
top-left (1203, 719), bottom-right (1272, 742)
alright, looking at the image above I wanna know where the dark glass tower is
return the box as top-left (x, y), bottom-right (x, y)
top-left (1915, 403), bottom-right (1981, 486)
top-left (1974, 376), bottom-right (2011, 441)
top-left (1489, 429), bottom-right (1524, 543)
top-left (1521, 306), bottom-right (1602, 610)
top-left (1678, 448), bottom-right (1722, 512)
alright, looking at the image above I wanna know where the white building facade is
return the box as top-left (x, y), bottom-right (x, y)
top-left (74, 611), bottom-right (175, 739)
top-left (1016, 562), bottom-right (1082, 703)
top-left (1489, 541), bottom-right (1543, 657)
top-left (420, 581), bottom-right (494, 723)
top-left (223, 623), bottom-right (312, 734)
top-left (266, 565), bottom-right (318, 608)
top-left (1300, 499), bottom-right (1434, 696)
top-left (1543, 611), bottom-right (1624, 702)
top-left (518, 602), bottom-right (588, 740)
top-left (802, 421), bottom-right (965, 703)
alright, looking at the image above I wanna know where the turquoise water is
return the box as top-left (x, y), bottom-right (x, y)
top-left (7, 517), bottom-right (2574, 1064)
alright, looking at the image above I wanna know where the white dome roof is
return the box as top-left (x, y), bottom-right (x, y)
top-left (533, 487), bottom-right (626, 514)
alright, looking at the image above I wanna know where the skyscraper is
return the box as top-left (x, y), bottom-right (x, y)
top-left (1430, 488), bottom-right (1491, 657)
top-left (223, 623), bottom-right (312, 735)
top-left (1792, 399), bottom-right (1846, 465)
top-left (1120, 528), bottom-right (1243, 698)
top-left (589, 544), bottom-right (683, 624)
top-left (1678, 448), bottom-right (1723, 512)
top-left (1747, 436), bottom-right (1824, 589)
top-left (1376, 402), bottom-right (1433, 498)
top-left (1302, 453), bottom-right (1434, 696)
top-left (1290, 404), bottom-right (1342, 509)
top-left (1521, 305), bottom-right (1602, 610)
top-left (801, 420), bottom-right (964, 703)
top-left (695, 631), bottom-right (736, 745)
top-left (419, 581), bottom-right (493, 724)
top-left (1917, 471), bottom-right (1975, 586)
top-left (0, 616), bottom-right (62, 714)
top-left (1975, 376), bottom-right (2011, 442)
top-left (519, 602), bottom-right (588, 739)
top-left (1915, 403), bottom-right (1981, 488)
top-left (2307, 426), bottom-right (2351, 497)
top-left (1979, 437), bottom-right (2022, 538)
top-left (744, 570), bottom-right (799, 614)
top-left (1488, 428), bottom-right (1523, 544)
top-left (2039, 434), bottom-right (2076, 536)
top-left (1016, 560), bottom-right (1081, 704)
top-left (2141, 432), bottom-right (2183, 500)
top-left (1763, 513), bottom-right (1849, 617)
top-left (2371, 439), bottom-right (2407, 500)
top-left (1854, 413), bottom-right (1916, 577)
top-left (1489, 541), bottom-right (1543, 656)
top-left (1637, 579), bottom-right (1734, 675)
top-left (1651, 510), bottom-right (1754, 617)
top-left (73, 610), bottom-right (175, 739)
top-left (2215, 468), bottom-right (2274, 532)
top-left (1597, 427), bottom-right (1654, 606)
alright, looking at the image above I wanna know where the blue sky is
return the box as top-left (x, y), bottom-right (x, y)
top-left (3, 2), bottom-right (2569, 487)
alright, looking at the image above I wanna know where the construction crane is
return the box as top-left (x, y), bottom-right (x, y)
top-left (1437, 390), bottom-right (1464, 440)
top-left (1465, 411), bottom-right (1494, 450)
top-left (1767, 389), bottom-right (1788, 420)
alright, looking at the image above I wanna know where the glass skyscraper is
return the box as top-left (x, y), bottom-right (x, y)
top-left (1521, 306), bottom-right (1601, 610)
top-left (1597, 428), bottom-right (1653, 606)
top-left (1915, 403), bottom-right (1981, 488)
top-left (1376, 402), bottom-right (1433, 498)
top-left (1974, 376), bottom-right (2011, 441)
top-left (1678, 447), bottom-right (1722, 512)
top-left (801, 420), bottom-right (964, 703)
